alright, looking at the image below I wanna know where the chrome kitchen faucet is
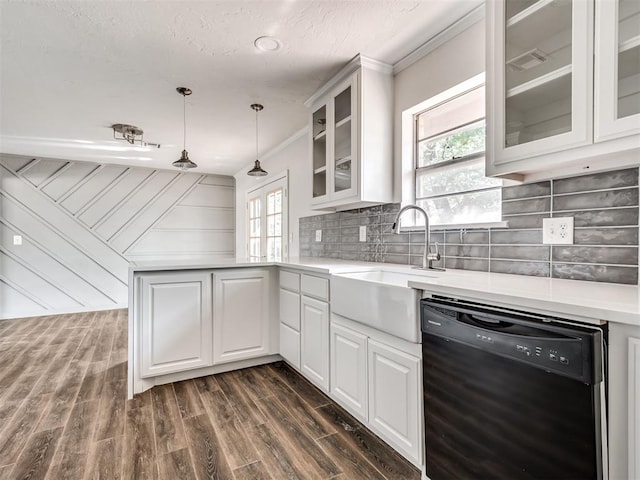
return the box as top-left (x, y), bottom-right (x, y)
top-left (391, 205), bottom-right (444, 271)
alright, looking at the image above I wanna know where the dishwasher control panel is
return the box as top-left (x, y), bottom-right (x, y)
top-left (422, 299), bottom-right (601, 384)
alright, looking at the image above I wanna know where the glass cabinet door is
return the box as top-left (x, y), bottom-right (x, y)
top-left (312, 105), bottom-right (327, 199)
top-left (333, 85), bottom-right (352, 194)
top-left (489, 0), bottom-right (592, 165)
top-left (617, 0), bottom-right (640, 119)
top-left (595, 0), bottom-right (640, 141)
top-left (505, 0), bottom-right (574, 146)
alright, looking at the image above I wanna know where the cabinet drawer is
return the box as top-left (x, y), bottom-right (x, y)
top-left (280, 323), bottom-right (300, 369)
top-left (301, 274), bottom-right (329, 301)
top-left (280, 288), bottom-right (300, 331)
top-left (279, 270), bottom-right (300, 292)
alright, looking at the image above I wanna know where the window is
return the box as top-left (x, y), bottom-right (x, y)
top-left (402, 75), bottom-right (502, 228)
top-left (246, 174), bottom-right (288, 261)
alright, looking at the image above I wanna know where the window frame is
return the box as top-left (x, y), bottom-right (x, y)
top-left (246, 171), bottom-right (289, 261)
top-left (400, 73), bottom-right (507, 231)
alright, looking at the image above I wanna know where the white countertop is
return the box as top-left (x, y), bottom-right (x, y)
top-left (129, 257), bottom-right (640, 326)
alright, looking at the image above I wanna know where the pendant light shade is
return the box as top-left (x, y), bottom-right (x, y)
top-left (247, 103), bottom-right (268, 177)
top-left (173, 87), bottom-right (197, 170)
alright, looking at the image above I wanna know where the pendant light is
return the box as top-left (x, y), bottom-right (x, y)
top-left (247, 103), bottom-right (268, 176)
top-left (172, 87), bottom-right (197, 170)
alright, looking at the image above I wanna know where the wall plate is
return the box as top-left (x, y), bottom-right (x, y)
top-left (542, 217), bottom-right (574, 245)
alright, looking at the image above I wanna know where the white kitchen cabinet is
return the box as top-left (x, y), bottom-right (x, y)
top-left (213, 269), bottom-right (270, 364)
top-left (486, 0), bottom-right (640, 181)
top-left (140, 271), bottom-right (212, 377)
top-left (279, 270), bottom-right (301, 368)
top-left (330, 322), bottom-right (368, 421)
top-left (368, 338), bottom-right (421, 466)
top-left (280, 287), bottom-right (300, 330)
top-left (629, 335), bottom-right (640, 480)
top-left (306, 54), bottom-right (393, 210)
top-left (608, 323), bottom-right (640, 480)
top-left (279, 322), bottom-right (300, 369)
top-left (595, 0), bottom-right (640, 143)
top-left (300, 294), bottom-right (330, 391)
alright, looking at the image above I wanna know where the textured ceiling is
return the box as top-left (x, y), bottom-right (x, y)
top-left (0, 0), bottom-right (481, 175)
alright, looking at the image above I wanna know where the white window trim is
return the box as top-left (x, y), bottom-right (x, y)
top-left (246, 170), bottom-right (290, 260)
top-left (400, 72), bottom-right (508, 231)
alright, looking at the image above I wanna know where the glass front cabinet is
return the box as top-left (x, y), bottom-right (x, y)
top-left (307, 56), bottom-right (393, 210)
top-left (487, 0), bottom-right (640, 181)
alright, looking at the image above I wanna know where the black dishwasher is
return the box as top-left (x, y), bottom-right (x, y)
top-left (421, 297), bottom-right (607, 480)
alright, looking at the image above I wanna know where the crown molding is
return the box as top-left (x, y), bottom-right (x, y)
top-left (303, 54), bottom-right (392, 108)
top-left (393, 5), bottom-right (485, 75)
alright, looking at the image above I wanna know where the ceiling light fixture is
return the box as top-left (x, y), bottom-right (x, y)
top-left (172, 87), bottom-right (197, 170)
top-left (112, 123), bottom-right (143, 144)
top-left (247, 103), bottom-right (268, 177)
top-left (254, 36), bottom-right (282, 52)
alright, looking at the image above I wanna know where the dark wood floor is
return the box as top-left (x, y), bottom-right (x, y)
top-left (0, 309), bottom-right (420, 480)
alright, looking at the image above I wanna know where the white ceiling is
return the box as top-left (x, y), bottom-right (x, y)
top-left (0, 0), bottom-right (481, 176)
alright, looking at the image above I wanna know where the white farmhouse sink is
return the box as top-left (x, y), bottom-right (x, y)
top-left (330, 269), bottom-right (440, 342)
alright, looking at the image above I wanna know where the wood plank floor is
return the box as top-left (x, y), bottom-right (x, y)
top-left (0, 310), bottom-right (421, 480)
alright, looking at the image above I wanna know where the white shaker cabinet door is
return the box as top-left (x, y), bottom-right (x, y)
top-left (279, 322), bottom-right (301, 369)
top-left (141, 272), bottom-right (213, 377)
top-left (280, 287), bottom-right (301, 331)
top-left (330, 323), bottom-right (368, 421)
top-left (368, 338), bottom-right (421, 466)
top-left (213, 269), bottom-right (270, 364)
top-left (300, 295), bottom-right (329, 391)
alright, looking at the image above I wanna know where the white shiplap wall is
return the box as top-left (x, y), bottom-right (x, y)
top-left (0, 154), bottom-right (235, 320)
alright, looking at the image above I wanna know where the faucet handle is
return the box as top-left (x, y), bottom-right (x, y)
top-left (427, 242), bottom-right (441, 261)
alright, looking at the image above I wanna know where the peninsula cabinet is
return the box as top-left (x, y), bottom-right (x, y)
top-left (305, 54), bottom-right (393, 211)
top-left (213, 269), bottom-right (270, 364)
top-left (486, 0), bottom-right (640, 181)
top-left (140, 271), bottom-right (213, 377)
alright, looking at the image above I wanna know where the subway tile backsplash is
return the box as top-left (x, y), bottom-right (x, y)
top-left (299, 167), bottom-right (640, 285)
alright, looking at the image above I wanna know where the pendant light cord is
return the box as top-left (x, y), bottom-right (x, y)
top-left (183, 93), bottom-right (187, 150)
top-left (255, 108), bottom-right (259, 159)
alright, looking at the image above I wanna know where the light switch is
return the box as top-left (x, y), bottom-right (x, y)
top-left (13, 235), bottom-right (22, 246)
top-left (359, 225), bottom-right (366, 242)
top-left (315, 229), bottom-right (322, 242)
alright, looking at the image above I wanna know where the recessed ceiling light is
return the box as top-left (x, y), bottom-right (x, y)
top-left (254, 36), bottom-right (282, 52)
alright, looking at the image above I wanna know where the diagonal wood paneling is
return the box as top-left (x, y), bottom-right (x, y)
top-left (0, 154), bottom-right (235, 320)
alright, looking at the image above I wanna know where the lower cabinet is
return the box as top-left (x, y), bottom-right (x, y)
top-left (280, 322), bottom-right (300, 368)
top-left (368, 339), bottom-right (420, 465)
top-left (140, 271), bottom-right (213, 377)
top-left (301, 295), bottom-right (330, 391)
top-left (213, 269), bottom-right (270, 364)
top-left (330, 323), bottom-right (368, 420)
top-left (329, 320), bottom-right (422, 466)
top-left (609, 323), bottom-right (640, 480)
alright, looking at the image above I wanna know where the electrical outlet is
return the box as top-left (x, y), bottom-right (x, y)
top-left (13, 235), bottom-right (22, 246)
top-left (359, 225), bottom-right (366, 242)
top-left (543, 217), bottom-right (574, 245)
top-left (315, 229), bottom-right (322, 242)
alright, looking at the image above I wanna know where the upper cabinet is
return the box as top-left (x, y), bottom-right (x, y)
top-left (595, 0), bottom-right (640, 142)
top-left (487, 0), bottom-right (640, 182)
top-left (306, 55), bottom-right (393, 210)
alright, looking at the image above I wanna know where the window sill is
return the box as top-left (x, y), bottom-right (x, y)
top-left (399, 220), bottom-right (509, 232)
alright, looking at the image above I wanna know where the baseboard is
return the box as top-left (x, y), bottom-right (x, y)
top-left (0, 303), bottom-right (128, 321)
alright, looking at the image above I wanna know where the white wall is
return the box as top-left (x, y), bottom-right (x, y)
top-left (0, 154), bottom-right (235, 319)
top-left (393, 19), bottom-right (485, 201)
top-left (234, 130), bottom-right (317, 258)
